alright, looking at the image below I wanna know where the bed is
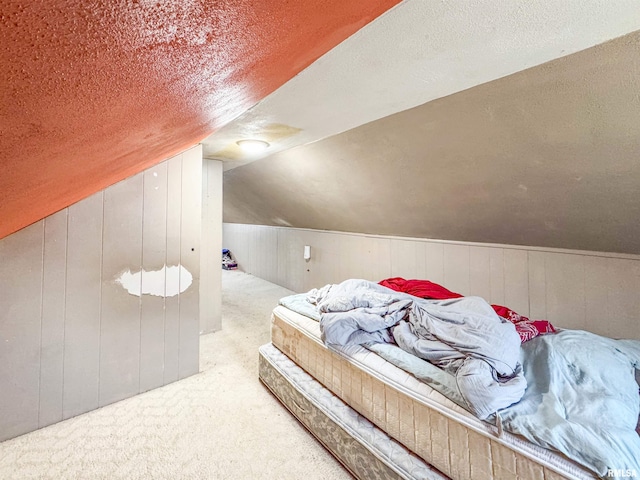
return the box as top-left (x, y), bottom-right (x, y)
top-left (258, 278), bottom-right (640, 480)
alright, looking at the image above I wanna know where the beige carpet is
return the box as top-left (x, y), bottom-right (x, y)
top-left (0, 270), bottom-right (352, 480)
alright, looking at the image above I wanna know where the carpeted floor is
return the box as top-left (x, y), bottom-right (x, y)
top-left (0, 270), bottom-right (352, 480)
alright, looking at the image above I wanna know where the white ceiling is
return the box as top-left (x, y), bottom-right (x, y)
top-left (201, 0), bottom-right (640, 170)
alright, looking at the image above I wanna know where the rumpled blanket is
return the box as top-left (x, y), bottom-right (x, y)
top-left (379, 277), bottom-right (556, 342)
top-left (499, 330), bottom-right (640, 476)
top-left (367, 328), bottom-right (640, 477)
top-left (308, 279), bottom-right (526, 419)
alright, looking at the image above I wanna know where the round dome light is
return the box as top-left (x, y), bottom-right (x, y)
top-left (236, 139), bottom-right (270, 153)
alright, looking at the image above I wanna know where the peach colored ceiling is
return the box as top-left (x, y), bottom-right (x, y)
top-left (0, 0), bottom-right (401, 240)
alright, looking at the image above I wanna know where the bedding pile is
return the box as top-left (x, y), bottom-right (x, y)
top-left (500, 330), bottom-right (640, 476)
top-left (308, 279), bottom-right (526, 419)
top-left (282, 277), bottom-right (640, 477)
top-left (379, 277), bottom-right (556, 342)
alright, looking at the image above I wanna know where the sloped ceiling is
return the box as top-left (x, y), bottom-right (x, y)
top-left (223, 30), bottom-right (640, 254)
top-left (206, 0), bottom-right (640, 169)
top-left (0, 0), bottom-right (401, 240)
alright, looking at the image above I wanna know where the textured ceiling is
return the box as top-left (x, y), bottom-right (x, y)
top-left (0, 0), bottom-right (401, 239)
top-left (224, 31), bottom-right (640, 255)
top-left (205, 0), bottom-right (640, 171)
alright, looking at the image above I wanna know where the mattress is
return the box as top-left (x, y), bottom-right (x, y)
top-left (270, 305), bottom-right (596, 480)
top-left (259, 342), bottom-right (447, 480)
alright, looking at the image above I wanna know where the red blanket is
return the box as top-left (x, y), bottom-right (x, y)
top-left (379, 277), bottom-right (555, 342)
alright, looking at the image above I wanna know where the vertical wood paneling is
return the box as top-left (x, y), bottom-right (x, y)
top-left (443, 244), bottom-right (470, 295)
top-left (254, 226), bottom-right (265, 279)
top-left (261, 226), bottom-right (274, 282)
top-left (247, 225), bottom-right (257, 274)
top-left (221, 223), bottom-right (232, 258)
top-left (291, 229), bottom-right (306, 291)
top-left (353, 234), bottom-right (372, 281)
top-left (469, 247), bottom-right (491, 300)
top-left (527, 251), bottom-right (547, 320)
top-left (1, 150), bottom-right (202, 443)
top-left (330, 233), bottom-right (391, 283)
top-left (252, 225), bottom-right (260, 274)
top-left (64, 192), bottom-right (103, 419)
top-left (201, 160), bottom-right (212, 332)
top-left (326, 233), bottom-right (343, 283)
top-left (389, 239), bottom-right (427, 279)
top-left (503, 249), bottom-right (529, 316)
top-left (607, 258), bottom-right (640, 339)
top-left (424, 242), bottom-right (445, 284)
top-left (227, 223), bottom-right (247, 273)
top-left (250, 226), bottom-right (261, 276)
top-left (301, 231), bottom-right (318, 289)
top-left (545, 253), bottom-right (586, 330)
top-left (279, 227), bottom-right (305, 292)
top-left (232, 224), bottom-right (245, 270)
top-left (179, 147), bottom-right (201, 379)
top-left (307, 231), bottom-right (330, 287)
top-left (0, 222), bottom-right (44, 441)
top-left (330, 233), bottom-right (353, 285)
top-left (368, 237), bottom-right (392, 282)
top-left (412, 240), bottom-right (429, 280)
top-left (299, 230), bottom-right (319, 290)
top-left (488, 248), bottom-right (505, 305)
top-left (240, 225), bottom-right (252, 273)
top-left (201, 159), bottom-right (223, 333)
top-left (356, 235), bottom-right (379, 281)
top-left (100, 173), bottom-right (144, 406)
top-left (39, 211), bottom-right (68, 427)
top-left (140, 163), bottom-right (168, 393)
top-left (264, 227), bottom-right (279, 284)
top-left (331, 233), bottom-right (356, 283)
top-left (247, 225), bottom-right (258, 275)
top-left (334, 233), bottom-right (364, 283)
top-left (274, 227), bottom-right (286, 289)
top-left (276, 228), bottom-right (294, 290)
top-left (583, 256), bottom-right (610, 336)
top-left (222, 223), bottom-right (237, 268)
top-left (164, 154), bottom-right (182, 384)
top-left (243, 225), bottom-right (253, 273)
top-left (224, 223), bottom-right (640, 340)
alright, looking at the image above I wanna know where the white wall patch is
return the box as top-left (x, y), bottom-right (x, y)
top-left (116, 265), bottom-right (193, 297)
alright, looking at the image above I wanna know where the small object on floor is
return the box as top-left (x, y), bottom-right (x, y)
top-left (222, 248), bottom-right (238, 270)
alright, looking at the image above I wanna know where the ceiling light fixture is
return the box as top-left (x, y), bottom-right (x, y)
top-left (236, 139), bottom-right (270, 153)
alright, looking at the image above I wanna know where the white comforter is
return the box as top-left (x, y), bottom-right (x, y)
top-left (308, 279), bottom-right (526, 419)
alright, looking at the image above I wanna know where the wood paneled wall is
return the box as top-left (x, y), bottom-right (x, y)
top-left (223, 223), bottom-right (640, 340)
top-left (200, 160), bottom-right (223, 334)
top-left (0, 146), bottom-right (202, 442)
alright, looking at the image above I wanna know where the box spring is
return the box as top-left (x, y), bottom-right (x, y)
top-left (259, 343), bottom-right (447, 480)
